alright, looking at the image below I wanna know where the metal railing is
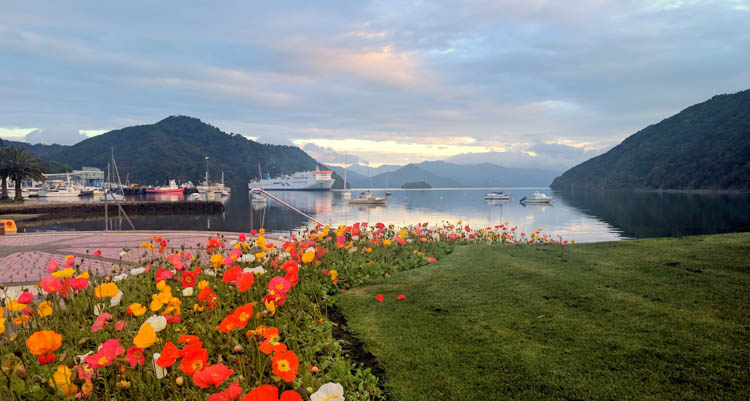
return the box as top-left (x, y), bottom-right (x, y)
top-left (103, 191), bottom-right (135, 231)
top-left (249, 188), bottom-right (320, 236)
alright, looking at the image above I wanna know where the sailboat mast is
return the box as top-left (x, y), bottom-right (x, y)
top-left (111, 148), bottom-right (124, 192)
top-left (343, 153), bottom-right (347, 190)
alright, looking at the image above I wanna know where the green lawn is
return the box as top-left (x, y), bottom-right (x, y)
top-left (335, 233), bottom-right (750, 401)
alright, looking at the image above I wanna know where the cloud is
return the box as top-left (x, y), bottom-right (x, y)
top-left (300, 143), bottom-right (360, 166)
top-left (24, 128), bottom-right (88, 145)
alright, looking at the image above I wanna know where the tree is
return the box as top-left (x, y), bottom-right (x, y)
top-left (6, 147), bottom-right (45, 201)
top-left (0, 146), bottom-right (11, 200)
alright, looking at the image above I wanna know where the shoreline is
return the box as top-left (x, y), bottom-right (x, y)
top-left (0, 200), bottom-right (224, 221)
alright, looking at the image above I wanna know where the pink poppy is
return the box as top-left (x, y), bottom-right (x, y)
top-left (268, 276), bottom-right (291, 294)
top-left (64, 256), bottom-right (75, 268)
top-left (126, 345), bottom-right (145, 367)
top-left (114, 320), bottom-right (127, 331)
top-left (47, 259), bottom-right (59, 274)
top-left (156, 268), bottom-right (174, 282)
top-left (70, 277), bottom-right (89, 290)
top-left (84, 339), bottom-right (124, 369)
top-left (90, 313), bottom-right (112, 333)
top-left (92, 250), bottom-right (101, 257)
top-left (41, 277), bottom-right (63, 293)
top-left (17, 291), bottom-right (34, 305)
top-left (239, 233), bottom-right (246, 241)
top-left (427, 257), bottom-right (436, 263)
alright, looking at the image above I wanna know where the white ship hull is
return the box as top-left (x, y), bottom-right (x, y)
top-left (248, 170), bottom-right (334, 191)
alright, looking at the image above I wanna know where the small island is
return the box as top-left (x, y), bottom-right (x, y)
top-left (401, 181), bottom-right (432, 189)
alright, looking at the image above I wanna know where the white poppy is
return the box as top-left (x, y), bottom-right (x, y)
top-left (311, 382), bottom-right (345, 401)
top-left (145, 315), bottom-right (167, 332)
top-left (130, 267), bottom-right (146, 276)
top-left (152, 353), bottom-right (167, 379)
top-left (204, 270), bottom-right (217, 277)
top-left (93, 303), bottom-right (106, 316)
top-left (244, 266), bottom-right (266, 275)
top-left (113, 274), bottom-right (128, 282)
top-left (182, 287), bottom-right (194, 297)
top-left (110, 291), bottom-right (123, 307)
top-left (239, 254), bottom-right (256, 263)
top-left (119, 251), bottom-right (128, 257)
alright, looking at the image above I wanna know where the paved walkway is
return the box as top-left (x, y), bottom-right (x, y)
top-left (0, 230), bottom-right (268, 286)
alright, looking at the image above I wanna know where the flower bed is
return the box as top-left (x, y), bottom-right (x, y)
top-left (0, 222), bottom-right (560, 400)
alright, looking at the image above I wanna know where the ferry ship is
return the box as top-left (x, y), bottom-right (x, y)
top-left (248, 169), bottom-right (334, 191)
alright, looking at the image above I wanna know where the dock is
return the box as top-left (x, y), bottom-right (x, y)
top-left (0, 200), bottom-right (224, 221)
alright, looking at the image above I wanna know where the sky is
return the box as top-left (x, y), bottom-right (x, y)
top-left (1, 1), bottom-right (748, 170)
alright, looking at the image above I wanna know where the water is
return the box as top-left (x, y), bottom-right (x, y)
top-left (20, 188), bottom-right (750, 242)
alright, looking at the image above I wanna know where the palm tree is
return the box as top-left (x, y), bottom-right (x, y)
top-left (6, 147), bottom-right (45, 201)
top-left (0, 146), bottom-right (12, 200)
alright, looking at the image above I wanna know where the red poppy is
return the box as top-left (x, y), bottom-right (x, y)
top-left (217, 314), bottom-right (242, 333)
top-left (222, 266), bottom-right (243, 284)
top-left (237, 273), bottom-right (255, 292)
top-left (156, 342), bottom-right (179, 368)
top-left (376, 294), bottom-right (383, 303)
top-left (156, 268), bottom-right (173, 283)
top-left (178, 334), bottom-right (200, 345)
top-left (283, 270), bottom-right (298, 287)
top-left (180, 343), bottom-right (209, 375)
top-left (92, 249), bottom-right (102, 257)
top-left (198, 287), bottom-right (218, 309)
top-left (209, 381), bottom-right (243, 401)
top-left (126, 345), bottom-right (145, 367)
top-left (181, 268), bottom-right (201, 288)
top-left (397, 295), bottom-right (406, 301)
top-left (193, 363), bottom-right (234, 388)
top-left (232, 303), bottom-right (254, 327)
top-left (241, 384), bottom-right (301, 401)
top-left (271, 350), bottom-right (299, 382)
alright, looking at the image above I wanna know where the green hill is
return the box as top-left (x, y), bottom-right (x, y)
top-left (551, 89), bottom-right (750, 191)
top-left (44, 116), bottom-right (341, 187)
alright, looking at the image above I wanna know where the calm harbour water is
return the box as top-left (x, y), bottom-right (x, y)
top-left (20, 188), bottom-right (750, 243)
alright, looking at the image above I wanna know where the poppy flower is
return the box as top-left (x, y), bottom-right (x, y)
top-left (84, 339), bottom-right (124, 369)
top-left (181, 268), bottom-right (201, 288)
top-left (193, 363), bottom-right (234, 388)
top-left (156, 342), bottom-right (179, 367)
top-left (208, 381), bottom-right (243, 401)
top-left (92, 249), bottom-right (101, 257)
top-left (271, 349), bottom-right (299, 382)
top-left (376, 294), bottom-right (383, 303)
top-left (133, 323), bottom-right (157, 349)
top-left (94, 283), bottom-right (119, 298)
top-left (37, 301), bottom-right (53, 317)
top-left (26, 330), bottom-right (62, 356)
top-left (178, 334), bottom-right (200, 345)
top-left (217, 314), bottom-right (242, 333)
top-left (301, 250), bottom-right (315, 263)
top-left (222, 265), bottom-right (243, 283)
top-left (310, 383), bottom-right (345, 401)
top-left (127, 303), bottom-right (147, 316)
top-left (237, 273), bottom-right (255, 292)
top-left (180, 342), bottom-right (209, 375)
top-left (241, 385), bottom-right (302, 401)
top-left (48, 365), bottom-right (78, 396)
top-left (397, 295), bottom-right (406, 301)
top-left (156, 268), bottom-right (174, 283)
top-left (17, 291), bottom-right (34, 305)
top-left (70, 277), bottom-right (89, 290)
top-left (427, 257), bottom-right (436, 262)
top-left (126, 345), bottom-right (145, 367)
top-left (40, 277), bottom-right (63, 293)
top-left (232, 303), bottom-right (254, 327)
top-left (268, 277), bottom-right (291, 294)
top-left (90, 313), bottom-right (112, 333)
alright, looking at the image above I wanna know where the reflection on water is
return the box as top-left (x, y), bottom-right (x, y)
top-left (21, 188), bottom-right (750, 242)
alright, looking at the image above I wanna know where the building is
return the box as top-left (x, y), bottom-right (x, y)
top-left (43, 167), bottom-right (105, 187)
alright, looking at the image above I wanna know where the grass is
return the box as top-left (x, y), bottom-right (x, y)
top-left (335, 233), bottom-right (750, 401)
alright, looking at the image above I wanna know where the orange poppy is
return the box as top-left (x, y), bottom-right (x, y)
top-left (271, 349), bottom-right (299, 382)
top-left (193, 363), bottom-right (234, 388)
top-left (180, 342), bottom-right (209, 375)
top-left (241, 384), bottom-right (301, 401)
top-left (157, 342), bottom-right (179, 368)
top-left (26, 330), bottom-right (62, 356)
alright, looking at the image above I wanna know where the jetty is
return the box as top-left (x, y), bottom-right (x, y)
top-left (0, 200), bottom-right (224, 222)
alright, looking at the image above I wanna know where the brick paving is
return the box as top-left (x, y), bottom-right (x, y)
top-left (0, 231), bottom-right (269, 286)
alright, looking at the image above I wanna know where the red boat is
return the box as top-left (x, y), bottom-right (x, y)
top-left (146, 180), bottom-right (184, 194)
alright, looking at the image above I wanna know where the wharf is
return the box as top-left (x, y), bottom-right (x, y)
top-left (0, 200), bottom-right (224, 221)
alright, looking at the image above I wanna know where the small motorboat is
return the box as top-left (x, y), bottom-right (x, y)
top-left (348, 191), bottom-right (386, 205)
top-left (251, 193), bottom-right (268, 204)
top-left (187, 193), bottom-right (202, 201)
top-left (520, 192), bottom-right (554, 204)
top-left (146, 179), bottom-right (184, 194)
top-left (484, 192), bottom-right (510, 200)
top-left (100, 189), bottom-right (125, 201)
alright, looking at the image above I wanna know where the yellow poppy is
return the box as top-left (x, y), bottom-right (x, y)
top-left (133, 323), bottom-right (156, 349)
top-left (49, 365), bottom-right (78, 396)
top-left (301, 251), bottom-right (315, 263)
top-left (37, 301), bottom-right (53, 317)
top-left (94, 283), bottom-right (119, 298)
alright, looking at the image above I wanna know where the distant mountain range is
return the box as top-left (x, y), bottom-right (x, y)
top-left (14, 116), bottom-right (344, 187)
top-left (551, 89), bottom-right (750, 191)
top-left (333, 161), bottom-right (560, 188)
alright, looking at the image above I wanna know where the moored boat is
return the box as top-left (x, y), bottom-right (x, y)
top-left (146, 179), bottom-right (184, 194)
top-left (348, 191), bottom-right (387, 205)
top-left (248, 168), bottom-right (334, 191)
top-left (520, 192), bottom-right (554, 204)
top-left (484, 191), bottom-right (510, 200)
